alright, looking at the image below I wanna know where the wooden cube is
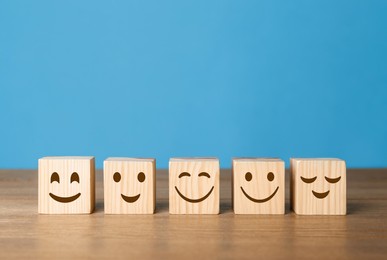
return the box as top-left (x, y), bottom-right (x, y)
top-left (232, 158), bottom-right (285, 214)
top-left (169, 158), bottom-right (219, 214)
top-left (104, 158), bottom-right (156, 214)
top-left (291, 158), bottom-right (346, 215)
top-left (38, 156), bottom-right (95, 214)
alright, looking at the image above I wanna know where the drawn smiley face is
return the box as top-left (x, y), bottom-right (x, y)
top-left (104, 158), bottom-right (156, 214)
top-left (300, 175), bottom-right (341, 199)
top-left (175, 171), bottom-right (214, 203)
top-left (49, 171), bottom-right (81, 203)
top-left (169, 158), bottom-right (220, 214)
top-left (112, 171), bottom-right (146, 203)
top-left (38, 156), bottom-right (95, 214)
top-left (240, 171), bottom-right (279, 203)
top-left (232, 158), bottom-right (285, 214)
top-left (291, 158), bottom-right (346, 215)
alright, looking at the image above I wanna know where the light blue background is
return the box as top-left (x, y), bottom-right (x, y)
top-left (1, 1), bottom-right (386, 169)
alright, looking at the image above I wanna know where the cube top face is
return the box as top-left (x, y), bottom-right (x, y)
top-left (38, 156), bottom-right (95, 214)
top-left (233, 158), bottom-right (285, 214)
top-left (233, 157), bottom-right (283, 163)
top-left (291, 158), bottom-right (346, 215)
top-left (105, 157), bottom-right (155, 162)
top-left (104, 158), bottom-right (156, 214)
top-left (169, 157), bottom-right (218, 162)
top-left (169, 157), bottom-right (219, 214)
top-left (41, 156), bottom-right (95, 160)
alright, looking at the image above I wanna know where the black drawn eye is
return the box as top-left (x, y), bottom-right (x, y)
top-left (71, 172), bottom-right (80, 183)
top-left (137, 172), bottom-right (146, 182)
top-left (325, 176), bottom-right (341, 184)
top-left (245, 172), bottom-right (252, 182)
top-left (267, 172), bottom-right (274, 181)
top-left (178, 172), bottom-right (191, 178)
top-left (198, 172), bottom-right (210, 178)
top-left (300, 176), bottom-right (317, 184)
top-left (113, 172), bottom-right (121, 182)
top-left (50, 172), bottom-right (60, 183)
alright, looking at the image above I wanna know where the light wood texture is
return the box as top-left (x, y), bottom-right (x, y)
top-left (38, 156), bottom-right (95, 214)
top-left (169, 158), bottom-right (219, 214)
top-left (291, 158), bottom-right (346, 215)
top-left (1, 168), bottom-right (387, 259)
top-left (233, 158), bottom-right (285, 214)
top-left (104, 158), bottom-right (155, 214)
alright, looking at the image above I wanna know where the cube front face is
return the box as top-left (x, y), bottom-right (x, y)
top-left (291, 158), bottom-right (346, 215)
top-left (38, 157), bottom-right (95, 214)
top-left (233, 158), bottom-right (285, 214)
top-left (104, 158), bottom-right (155, 214)
top-left (169, 158), bottom-right (219, 214)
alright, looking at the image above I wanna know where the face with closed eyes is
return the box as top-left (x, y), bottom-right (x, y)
top-left (300, 175), bottom-right (341, 199)
top-left (292, 158), bottom-right (346, 215)
top-left (169, 158), bottom-right (220, 214)
top-left (175, 171), bottom-right (215, 203)
top-left (296, 160), bottom-right (345, 200)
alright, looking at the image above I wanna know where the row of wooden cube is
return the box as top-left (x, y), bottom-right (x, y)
top-left (38, 157), bottom-right (346, 215)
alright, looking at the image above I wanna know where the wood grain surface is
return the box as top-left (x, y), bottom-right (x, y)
top-left (104, 158), bottom-right (156, 214)
top-left (38, 157), bottom-right (95, 214)
top-left (169, 158), bottom-right (220, 214)
top-left (290, 158), bottom-right (346, 215)
top-left (0, 168), bottom-right (386, 259)
top-left (233, 158), bottom-right (285, 214)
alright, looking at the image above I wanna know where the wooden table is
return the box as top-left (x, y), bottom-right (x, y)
top-left (1, 169), bottom-right (386, 259)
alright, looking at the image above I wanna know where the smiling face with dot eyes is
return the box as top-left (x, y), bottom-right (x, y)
top-left (232, 158), bottom-right (285, 214)
top-left (240, 171), bottom-right (280, 203)
top-left (103, 158), bottom-right (156, 214)
top-left (112, 171), bottom-right (146, 203)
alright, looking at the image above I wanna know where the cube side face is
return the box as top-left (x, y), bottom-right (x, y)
top-left (104, 159), bottom-right (155, 214)
top-left (290, 159), bottom-right (296, 213)
top-left (292, 159), bottom-right (346, 215)
top-left (38, 157), bottom-right (95, 214)
top-left (169, 159), bottom-right (219, 214)
top-left (233, 159), bottom-right (285, 214)
top-left (90, 158), bottom-right (95, 212)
